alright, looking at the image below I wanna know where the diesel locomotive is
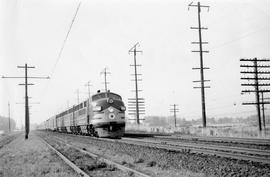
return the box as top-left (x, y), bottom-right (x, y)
top-left (44, 90), bottom-right (126, 138)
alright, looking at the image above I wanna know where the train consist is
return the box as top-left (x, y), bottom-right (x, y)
top-left (43, 90), bottom-right (126, 138)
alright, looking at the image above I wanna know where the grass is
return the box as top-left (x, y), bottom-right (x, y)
top-left (0, 133), bottom-right (79, 177)
top-left (134, 158), bottom-right (144, 163)
top-left (146, 161), bottom-right (157, 167)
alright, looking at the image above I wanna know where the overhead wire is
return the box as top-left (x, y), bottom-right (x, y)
top-left (50, 1), bottom-right (82, 77)
top-left (39, 1), bottom-right (268, 121)
top-left (38, 1), bottom-right (82, 119)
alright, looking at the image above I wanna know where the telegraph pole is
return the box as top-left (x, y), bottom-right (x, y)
top-left (189, 2), bottom-right (210, 128)
top-left (128, 42), bottom-right (145, 124)
top-left (261, 92), bottom-right (266, 130)
top-left (16, 101), bottom-right (39, 132)
top-left (8, 102), bottom-right (11, 132)
top-left (240, 58), bottom-right (270, 134)
top-left (261, 97), bottom-right (270, 130)
top-left (101, 68), bottom-right (110, 92)
top-left (2, 63), bottom-right (49, 139)
top-left (170, 104), bottom-right (179, 128)
top-left (85, 81), bottom-right (92, 123)
top-left (85, 81), bottom-right (92, 101)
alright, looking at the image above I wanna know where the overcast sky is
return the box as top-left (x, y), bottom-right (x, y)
top-left (1, 0), bottom-right (270, 127)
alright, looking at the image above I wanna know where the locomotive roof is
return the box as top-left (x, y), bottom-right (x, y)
top-left (92, 91), bottom-right (120, 96)
top-left (53, 91), bottom-right (122, 119)
top-left (91, 91), bottom-right (122, 101)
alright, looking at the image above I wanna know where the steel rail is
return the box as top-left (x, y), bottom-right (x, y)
top-left (43, 131), bottom-right (270, 165)
top-left (159, 135), bottom-right (270, 145)
top-left (128, 137), bottom-right (270, 157)
top-left (119, 138), bottom-right (270, 164)
top-left (39, 137), bottom-right (90, 177)
top-left (49, 135), bottom-right (151, 177)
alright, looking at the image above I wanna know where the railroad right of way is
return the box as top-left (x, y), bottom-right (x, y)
top-left (40, 131), bottom-right (270, 177)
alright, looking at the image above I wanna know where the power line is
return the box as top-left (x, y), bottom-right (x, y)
top-left (50, 1), bottom-right (82, 77)
top-left (214, 18), bottom-right (270, 51)
top-left (40, 2), bottom-right (82, 102)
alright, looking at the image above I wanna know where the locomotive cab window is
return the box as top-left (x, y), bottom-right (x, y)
top-left (92, 92), bottom-right (122, 101)
top-left (108, 93), bottom-right (122, 100)
top-left (92, 93), bottom-right (106, 101)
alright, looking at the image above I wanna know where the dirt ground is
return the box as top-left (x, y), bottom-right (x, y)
top-left (0, 132), bottom-right (78, 177)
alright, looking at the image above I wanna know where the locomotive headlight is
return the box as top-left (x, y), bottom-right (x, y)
top-left (93, 106), bottom-right (102, 112)
top-left (109, 113), bottom-right (115, 119)
top-left (120, 106), bottom-right (126, 111)
top-left (108, 107), bottom-right (114, 113)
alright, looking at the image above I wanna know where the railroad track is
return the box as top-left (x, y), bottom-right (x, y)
top-left (125, 131), bottom-right (270, 145)
top-left (68, 133), bottom-right (270, 165)
top-left (165, 135), bottom-right (270, 145)
top-left (117, 137), bottom-right (270, 164)
top-left (39, 133), bottom-right (151, 177)
top-left (41, 131), bottom-right (270, 165)
top-left (133, 137), bottom-right (270, 157)
top-left (40, 137), bottom-right (90, 177)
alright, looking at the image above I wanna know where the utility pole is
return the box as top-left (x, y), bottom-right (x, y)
top-left (261, 92), bottom-right (266, 130)
top-left (100, 68), bottom-right (110, 92)
top-left (8, 102), bottom-right (11, 132)
top-left (2, 63), bottom-right (49, 139)
top-left (240, 58), bottom-right (270, 134)
top-left (85, 81), bottom-right (92, 101)
top-left (128, 42), bottom-right (145, 124)
top-left (262, 97), bottom-right (270, 130)
top-left (16, 101), bottom-right (39, 130)
top-left (85, 81), bottom-right (92, 124)
top-left (170, 104), bottom-right (179, 128)
top-left (189, 2), bottom-right (210, 129)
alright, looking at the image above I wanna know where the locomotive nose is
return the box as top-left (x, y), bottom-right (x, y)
top-left (108, 113), bottom-right (115, 119)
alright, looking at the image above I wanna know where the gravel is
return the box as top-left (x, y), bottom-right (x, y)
top-left (40, 131), bottom-right (270, 177)
top-left (42, 135), bottom-right (129, 177)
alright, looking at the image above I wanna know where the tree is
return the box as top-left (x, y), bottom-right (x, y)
top-left (0, 116), bottom-right (16, 132)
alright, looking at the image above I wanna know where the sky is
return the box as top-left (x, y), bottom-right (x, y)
top-left (0, 0), bottom-right (270, 128)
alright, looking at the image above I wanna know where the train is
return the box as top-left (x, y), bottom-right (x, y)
top-left (43, 90), bottom-right (126, 138)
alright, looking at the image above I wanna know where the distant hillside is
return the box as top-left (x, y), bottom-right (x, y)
top-left (0, 116), bottom-right (16, 131)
